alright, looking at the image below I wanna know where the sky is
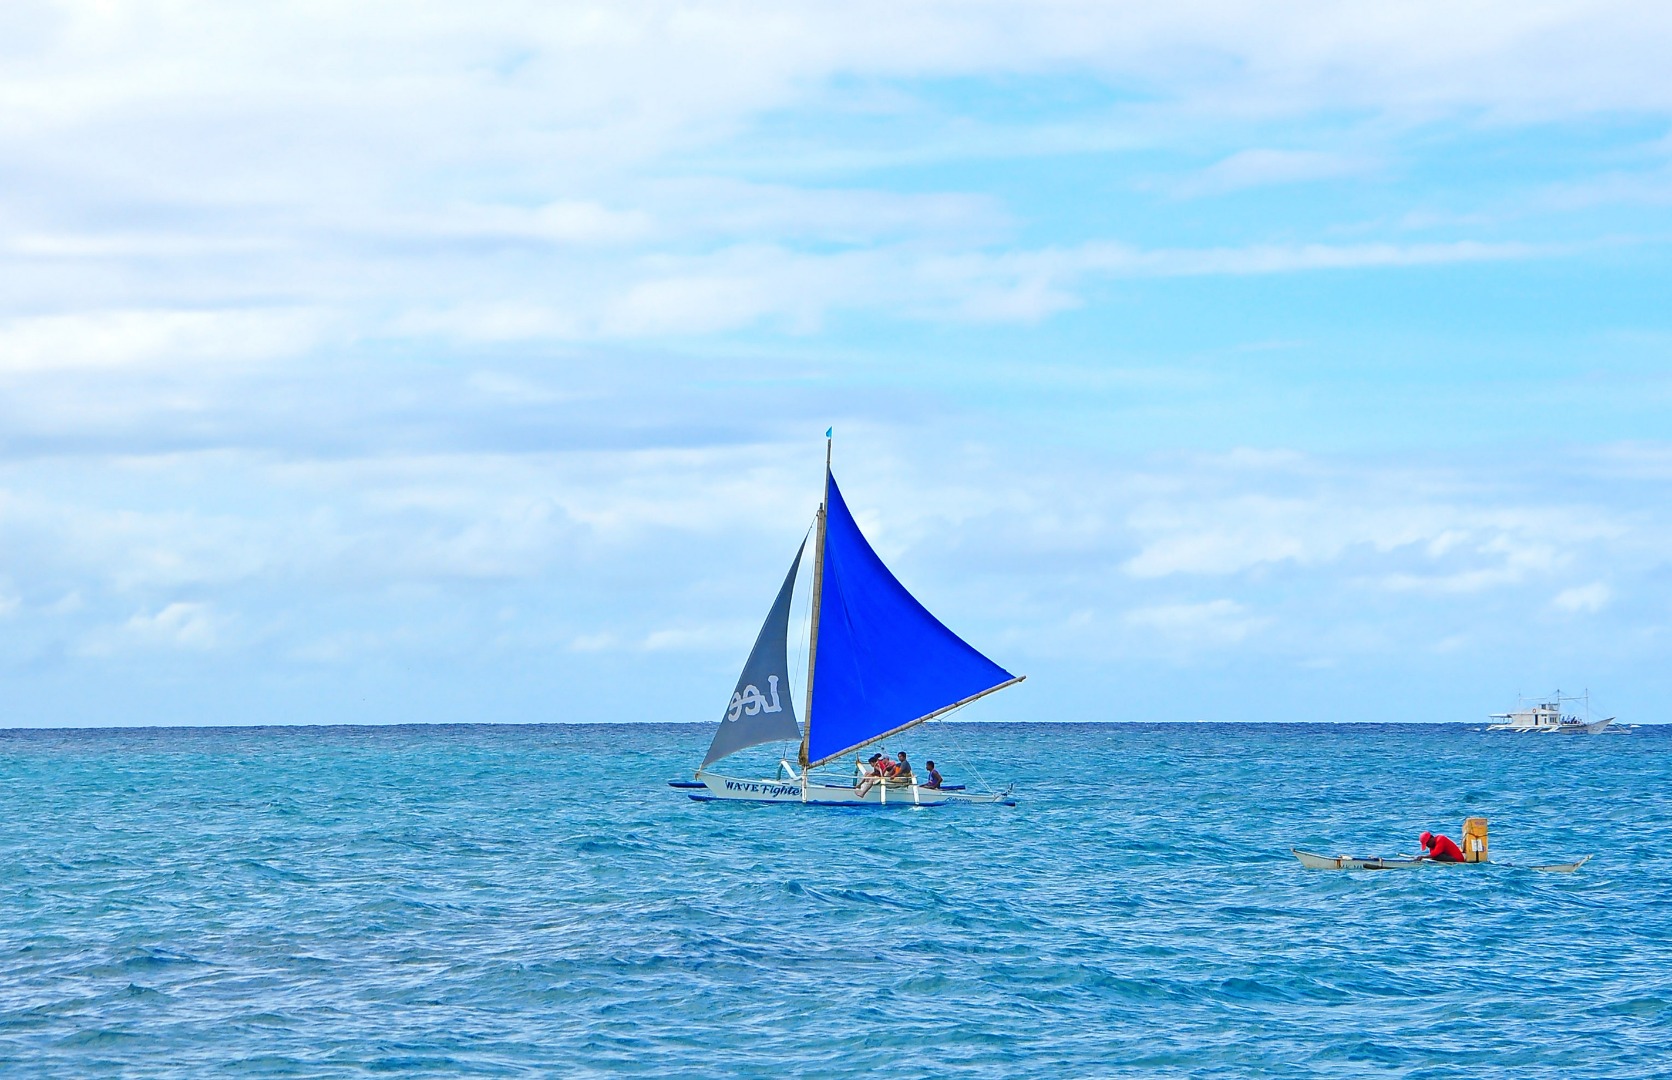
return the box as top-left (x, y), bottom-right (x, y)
top-left (2, 1), bottom-right (1671, 728)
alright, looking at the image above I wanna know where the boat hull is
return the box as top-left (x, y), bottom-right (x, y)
top-left (1292, 848), bottom-right (1438, 870)
top-left (1293, 848), bottom-right (1590, 872)
top-left (1552, 718), bottom-right (1613, 734)
top-left (1485, 717), bottom-right (1615, 734)
top-left (695, 772), bottom-right (952, 806)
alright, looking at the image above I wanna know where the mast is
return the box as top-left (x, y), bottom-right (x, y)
top-left (798, 435), bottom-right (831, 769)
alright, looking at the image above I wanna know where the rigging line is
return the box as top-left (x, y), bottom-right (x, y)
top-left (804, 676), bottom-right (1024, 769)
top-left (928, 703), bottom-right (1000, 796)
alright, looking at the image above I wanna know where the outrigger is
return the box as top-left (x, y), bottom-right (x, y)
top-left (1292, 818), bottom-right (1590, 873)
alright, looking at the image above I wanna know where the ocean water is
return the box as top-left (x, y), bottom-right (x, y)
top-left (1, 722), bottom-right (1667, 1078)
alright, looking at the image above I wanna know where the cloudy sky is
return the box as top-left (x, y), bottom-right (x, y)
top-left (3, 1), bottom-right (1670, 727)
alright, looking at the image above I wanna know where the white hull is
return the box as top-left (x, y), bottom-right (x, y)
top-left (1292, 848), bottom-right (1432, 870)
top-left (696, 772), bottom-right (951, 806)
top-left (691, 772), bottom-right (1014, 806)
top-left (1486, 717), bottom-right (1613, 734)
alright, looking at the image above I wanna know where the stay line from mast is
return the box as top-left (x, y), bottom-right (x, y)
top-left (803, 674), bottom-right (1026, 771)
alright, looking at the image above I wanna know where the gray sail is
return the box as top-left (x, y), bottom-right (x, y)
top-left (700, 543), bottom-right (804, 768)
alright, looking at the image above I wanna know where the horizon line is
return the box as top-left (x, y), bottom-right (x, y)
top-left (1, 719), bottom-right (1659, 734)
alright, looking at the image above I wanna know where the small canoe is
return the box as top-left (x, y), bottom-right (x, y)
top-left (1293, 848), bottom-right (1591, 873)
top-left (1292, 848), bottom-right (1432, 870)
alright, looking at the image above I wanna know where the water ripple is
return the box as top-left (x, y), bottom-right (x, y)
top-left (1, 722), bottom-right (1667, 1077)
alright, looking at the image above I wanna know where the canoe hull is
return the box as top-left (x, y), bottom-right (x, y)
top-left (1293, 848), bottom-right (1591, 873)
top-left (695, 772), bottom-right (952, 806)
top-left (1292, 848), bottom-right (1434, 871)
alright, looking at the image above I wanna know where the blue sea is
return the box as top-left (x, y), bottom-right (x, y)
top-left (1, 722), bottom-right (1667, 1078)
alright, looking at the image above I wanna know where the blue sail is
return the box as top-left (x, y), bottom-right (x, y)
top-left (804, 474), bottom-right (1017, 767)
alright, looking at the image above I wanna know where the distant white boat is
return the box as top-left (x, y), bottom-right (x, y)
top-left (688, 436), bottom-right (1022, 807)
top-left (1486, 689), bottom-right (1615, 734)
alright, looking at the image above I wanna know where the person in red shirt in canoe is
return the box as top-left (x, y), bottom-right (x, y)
top-left (1418, 831), bottom-right (1466, 862)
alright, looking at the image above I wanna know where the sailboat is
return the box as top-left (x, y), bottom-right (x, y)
top-left (687, 438), bottom-right (1024, 806)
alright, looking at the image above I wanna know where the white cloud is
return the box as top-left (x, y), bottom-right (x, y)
top-left (1124, 599), bottom-right (1266, 646)
top-left (1173, 149), bottom-right (1379, 196)
top-left (569, 632), bottom-right (618, 653)
top-left (0, 446), bottom-right (821, 605)
top-left (416, 201), bottom-right (656, 246)
top-left (1, 4), bottom-right (1669, 727)
top-left (390, 303), bottom-right (585, 343)
top-left (0, 0), bottom-right (1651, 354)
top-left (392, 237), bottom-right (1548, 344)
top-left (634, 181), bottom-right (1007, 246)
top-left (0, 236), bottom-right (1551, 359)
top-left (0, 309), bottom-right (320, 373)
top-left (1121, 492), bottom-right (1435, 578)
top-left (287, 631), bottom-right (385, 664)
top-left (82, 601), bottom-right (221, 654)
top-left (45, 591), bottom-right (84, 615)
top-left (4, 429), bottom-right (1671, 723)
top-left (603, 258), bottom-right (821, 337)
top-left (7, 3), bottom-right (1671, 159)
top-left (642, 624), bottom-right (746, 652)
top-left (1553, 582), bottom-right (1612, 614)
top-left (1084, 240), bottom-right (1551, 278)
top-left (1381, 567), bottom-right (1528, 595)
top-left (590, 238), bottom-right (1552, 339)
top-left (1112, 453), bottom-right (1639, 622)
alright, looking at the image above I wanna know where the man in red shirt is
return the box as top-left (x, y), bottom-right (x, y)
top-left (1419, 831), bottom-right (1466, 862)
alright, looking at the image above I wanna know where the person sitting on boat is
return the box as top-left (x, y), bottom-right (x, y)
top-left (893, 751), bottom-right (913, 781)
top-left (1418, 831), bottom-right (1465, 862)
top-left (855, 754), bottom-right (885, 796)
top-left (923, 760), bottom-right (943, 789)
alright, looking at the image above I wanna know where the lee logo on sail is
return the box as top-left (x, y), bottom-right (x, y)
top-left (727, 675), bottom-right (784, 721)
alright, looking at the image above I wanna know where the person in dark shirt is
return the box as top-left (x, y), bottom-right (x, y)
top-left (923, 760), bottom-right (943, 789)
top-left (894, 751), bottom-right (913, 780)
top-left (1419, 831), bottom-right (1465, 862)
